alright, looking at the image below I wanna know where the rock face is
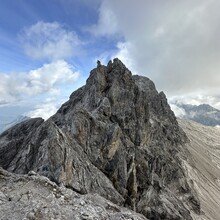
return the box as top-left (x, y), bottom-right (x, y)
top-left (0, 58), bottom-right (200, 219)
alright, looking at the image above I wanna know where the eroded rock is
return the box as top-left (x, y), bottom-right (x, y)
top-left (0, 58), bottom-right (200, 219)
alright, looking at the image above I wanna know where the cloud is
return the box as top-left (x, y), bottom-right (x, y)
top-left (169, 94), bottom-right (220, 110)
top-left (0, 100), bottom-right (9, 106)
top-left (112, 42), bottom-right (137, 74)
top-left (20, 21), bottom-right (82, 60)
top-left (27, 60), bottom-right (80, 95)
top-left (88, 0), bottom-right (119, 36)
top-left (169, 104), bottom-right (186, 118)
top-left (25, 101), bottom-right (59, 120)
top-left (0, 60), bottom-right (80, 104)
top-left (91, 0), bottom-right (220, 97)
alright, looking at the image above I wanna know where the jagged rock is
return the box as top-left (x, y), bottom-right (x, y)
top-left (0, 58), bottom-right (200, 219)
top-left (0, 167), bottom-right (147, 220)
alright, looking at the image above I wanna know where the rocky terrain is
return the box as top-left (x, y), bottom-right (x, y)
top-left (0, 167), bottom-right (147, 220)
top-left (0, 59), bottom-right (201, 219)
top-left (179, 119), bottom-right (220, 220)
top-left (174, 103), bottom-right (220, 126)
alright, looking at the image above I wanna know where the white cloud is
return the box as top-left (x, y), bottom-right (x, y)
top-left (20, 21), bottom-right (82, 60)
top-left (92, 41), bottom-right (137, 70)
top-left (92, 0), bottom-right (220, 98)
top-left (170, 104), bottom-right (186, 118)
top-left (27, 60), bottom-right (80, 95)
top-left (0, 60), bottom-right (80, 104)
top-left (25, 101), bottom-right (59, 120)
top-left (169, 94), bottom-right (220, 110)
top-left (88, 0), bottom-right (119, 36)
top-left (112, 42), bottom-right (137, 74)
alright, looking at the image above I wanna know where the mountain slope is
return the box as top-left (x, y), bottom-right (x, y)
top-left (0, 59), bottom-right (200, 219)
top-left (178, 119), bottom-right (220, 220)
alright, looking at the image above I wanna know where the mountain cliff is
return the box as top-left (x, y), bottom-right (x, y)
top-left (0, 59), bottom-right (200, 219)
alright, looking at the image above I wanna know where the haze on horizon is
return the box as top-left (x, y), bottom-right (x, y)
top-left (0, 0), bottom-right (220, 120)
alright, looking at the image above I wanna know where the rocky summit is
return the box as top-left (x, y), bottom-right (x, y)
top-left (0, 58), bottom-right (200, 219)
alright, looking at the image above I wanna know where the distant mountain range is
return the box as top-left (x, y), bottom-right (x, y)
top-left (0, 115), bottom-right (30, 133)
top-left (174, 103), bottom-right (220, 126)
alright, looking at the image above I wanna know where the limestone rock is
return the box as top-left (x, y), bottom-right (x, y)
top-left (0, 58), bottom-right (200, 219)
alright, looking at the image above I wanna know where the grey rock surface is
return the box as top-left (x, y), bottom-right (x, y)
top-left (0, 167), bottom-right (147, 220)
top-left (0, 58), bottom-right (200, 219)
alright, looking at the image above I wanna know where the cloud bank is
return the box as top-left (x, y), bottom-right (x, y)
top-left (91, 0), bottom-right (220, 98)
top-left (25, 101), bottom-right (59, 120)
top-left (0, 60), bottom-right (80, 106)
top-left (1, 21), bottom-right (84, 119)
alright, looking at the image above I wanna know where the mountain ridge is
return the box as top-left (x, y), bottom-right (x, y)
top-left (0, 58), bottom-right (200, 219)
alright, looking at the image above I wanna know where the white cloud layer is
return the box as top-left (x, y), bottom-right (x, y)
top-left (0, 60), bottom-right (80, 105)
top-left (25, 101), bottom-right (59, 120)
top-left (20, 21), bottom-right (82, 60)
top-left (169, 94), bottom-right (220, 110)
top-left (169, 104), bottom-right (186, 118)
top-left (92, 0), bottom-right (220, 98)
top-left (88, 0), bottom-right (119, 36)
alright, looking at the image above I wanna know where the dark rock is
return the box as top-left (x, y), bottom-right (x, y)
top-left (0, 58), bottom-right (200, 219)
top-left (97, 60), bottom-right (101, 68)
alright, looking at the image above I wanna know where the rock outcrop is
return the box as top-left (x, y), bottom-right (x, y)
top-left (0, 58), bottom-right (200, 219)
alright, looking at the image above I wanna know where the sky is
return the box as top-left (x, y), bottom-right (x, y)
top-left (0, 0), bottom-right (220, 121)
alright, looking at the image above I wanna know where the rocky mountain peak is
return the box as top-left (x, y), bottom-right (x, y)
top-left (86, 58), bottom-right (132, 94)
top-left (0, 58), bottom-right (200, 219)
